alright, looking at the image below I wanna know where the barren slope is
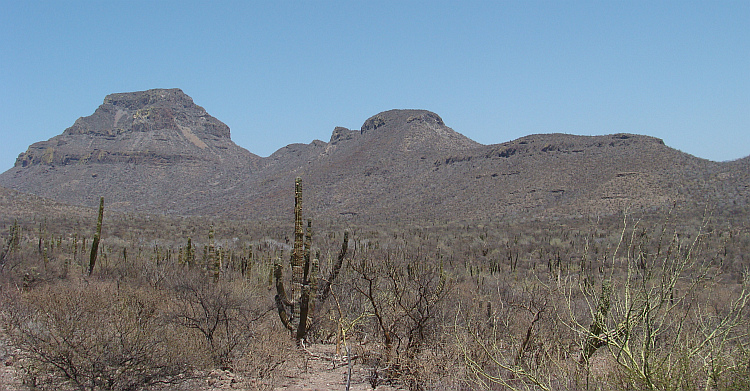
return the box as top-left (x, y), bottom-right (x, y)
top-left (1, 89), bottom-right (747, 222)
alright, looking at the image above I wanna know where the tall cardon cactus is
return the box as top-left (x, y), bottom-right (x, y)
top-left (274, 177), bottom-right (349, 343)
top-left (87, 196), bottom-right (104, 276)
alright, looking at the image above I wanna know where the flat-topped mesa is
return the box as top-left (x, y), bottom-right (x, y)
top-left (62, 88), bottom-right (230, 139)
top-left (437, 133), bottom-right (668, 165)
top-left (1, 89), bottom-right (257, 214)
top-left (12, 88), bottom-right (249, 168)
top-left (510, 132), bottom-right (666, 150)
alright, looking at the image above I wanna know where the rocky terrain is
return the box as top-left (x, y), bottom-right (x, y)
top-left (1, 88), bottom-right (748, 222)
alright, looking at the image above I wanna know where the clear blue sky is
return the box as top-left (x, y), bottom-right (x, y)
top-left (1, 1), bottom-right (748, 171)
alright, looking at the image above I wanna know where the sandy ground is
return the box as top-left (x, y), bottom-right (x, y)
top-left (0, 341), bottom-right (404, 391)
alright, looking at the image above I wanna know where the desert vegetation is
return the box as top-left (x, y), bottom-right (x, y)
top-left (0, 180), bottom-right (748, 390)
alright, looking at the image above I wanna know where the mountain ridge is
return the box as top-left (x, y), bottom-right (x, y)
top-left (1, 88), bottom-right (747, 222)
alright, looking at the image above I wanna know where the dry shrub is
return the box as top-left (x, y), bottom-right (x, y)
top-left (166, 270), bottom-right (269, 368)
top-left (456, 281), bottom-right (578, 391)
top-left (344, 248), bottom-right (452, 390)
top-left (1, 279), bottom-right (202, 390)
top-left (232, 317), bottom-right (302, 390)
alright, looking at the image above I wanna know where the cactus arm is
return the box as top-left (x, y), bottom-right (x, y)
top-left (580, 279), bottom-right (612, 364)
top-left (275, 294), bottom-right (294, 332)
top-left (318, 230), bottom-right (349, 305)
top-left (274, 259), bottom-right (294, 307)
top-left (296, 285), bottom-right (311, 341)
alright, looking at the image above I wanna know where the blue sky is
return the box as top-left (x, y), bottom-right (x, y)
top-left (1, 1), bottom-right (748, 171)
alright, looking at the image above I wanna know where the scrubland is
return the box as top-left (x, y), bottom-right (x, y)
top-left (0, 197), bottom-right (748, 391)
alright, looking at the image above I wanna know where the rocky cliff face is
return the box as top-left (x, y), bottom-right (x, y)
top-left (14, 89), bottom-right (254, 168)
top-left (1, 89), bottom-right (746, 221)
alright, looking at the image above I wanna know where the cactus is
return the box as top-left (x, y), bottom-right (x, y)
top-left (185, 237), bottom-right (194, 266)
top-left (72, 233), bottom-right (78, 264)
top-left (318, 230), bottom-right (349, 305)
top-left (42, 239), bottom-right (49, 270)
top-left (309, 253), bottom-right (320, 316)
top-left (243, 244), bottom-right (253, 277)
top-left (290, 178), bottom-right (304, 320)
top-left (274, 177), bottom-right (348, 343)
top-left (0, 219), bottom-right (20, 268)
top-left (88, 196), bottom-right (104, 276)
top-left (580, 279), bottom-right (611, 365)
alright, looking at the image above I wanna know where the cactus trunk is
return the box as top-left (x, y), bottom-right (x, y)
top-left (87, 196), bottom-right (104, 276)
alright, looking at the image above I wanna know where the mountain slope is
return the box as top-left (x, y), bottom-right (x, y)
top-left (0, 89), bottom-right (258, 214)
top-left (254, 128), bottom-right (729, 221)
top-left (1, 89), bottom-right (746, 222)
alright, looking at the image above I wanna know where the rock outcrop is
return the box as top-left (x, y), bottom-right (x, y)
top-left (15, 88), bottom-right (254, 168)
top-left (1, 89), bottom-right (257, 214)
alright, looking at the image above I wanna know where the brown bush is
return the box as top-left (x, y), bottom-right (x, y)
top-left (166, 269), bottom-right (269, 368)
top-left (0, 279), bottom-right (202, 390)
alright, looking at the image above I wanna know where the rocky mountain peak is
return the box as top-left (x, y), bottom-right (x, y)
top-left (62, 88), bottom-right (230, 140)
top-left (12, 89), bottom-right (252, 169)
top-left (360, 109), bottom-right (444, 133)
top-left (358, 109), bottom-right (479, 153)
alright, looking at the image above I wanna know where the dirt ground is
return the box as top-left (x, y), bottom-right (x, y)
top-left (0, 341), bottom-right (404, 391)
top-left (0, 337), bottom-right (24, 391)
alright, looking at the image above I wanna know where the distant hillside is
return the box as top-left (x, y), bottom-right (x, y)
top-left (0, 89), bottom-right (258, 214)
top-left (1, 89), bottom-right (747, 222)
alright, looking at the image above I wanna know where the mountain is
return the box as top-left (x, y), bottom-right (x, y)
top-left (0, 89), bottom-right (258, 215)
top-left (1, 89), bottom-right (747, 222)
